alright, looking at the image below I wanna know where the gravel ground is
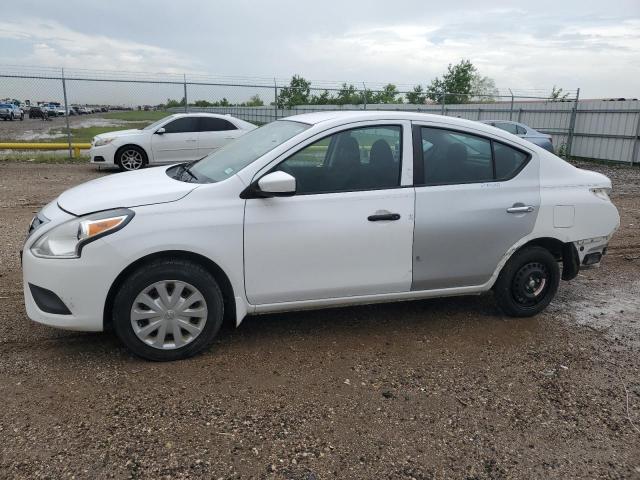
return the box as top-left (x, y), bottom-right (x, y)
top-left (0, 161), bottom-right (639, 479)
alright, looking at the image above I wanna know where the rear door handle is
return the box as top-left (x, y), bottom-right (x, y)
top-left (506, 205), bottom-right (535, 214)
top-left (368, 213), bottom-right (401, 221)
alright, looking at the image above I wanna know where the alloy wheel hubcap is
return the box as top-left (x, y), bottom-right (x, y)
top-left (130, 280), bottom-right (208, 350)
top-left (121, 150), bottom-right (143, 170)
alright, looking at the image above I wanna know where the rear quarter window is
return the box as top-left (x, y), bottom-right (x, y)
top-left (494, 142), bottom-right (529, 180)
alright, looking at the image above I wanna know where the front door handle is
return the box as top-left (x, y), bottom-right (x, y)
top-left (506, 205), bottom-right (535, 214)
top-left (368, 213), bottom-right (401, 221)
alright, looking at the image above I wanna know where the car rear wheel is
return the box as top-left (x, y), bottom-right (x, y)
top-left (493, 246), bottom-right (559, 317)
top-left (117, 146), bottom-right (147, 171)
top-left (112, 259), bottom-right (224, 361)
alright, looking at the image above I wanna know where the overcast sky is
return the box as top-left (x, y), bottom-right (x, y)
top-left (1, 0), bottom-right (639, 99)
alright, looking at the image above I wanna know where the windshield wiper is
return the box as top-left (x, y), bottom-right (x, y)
top-left (175, 161), bottom-right (198, 182)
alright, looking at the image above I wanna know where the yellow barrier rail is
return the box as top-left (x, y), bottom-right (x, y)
top-left (0, 142), bottom-right (91, 158)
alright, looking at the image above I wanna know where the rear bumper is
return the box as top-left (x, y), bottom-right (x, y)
top-left (574, 236), bottom-right (611, 269)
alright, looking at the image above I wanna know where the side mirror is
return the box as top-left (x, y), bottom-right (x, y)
top-left (256, 171), bottom-right (296, 197)
top-left (155, 127), bottom-right (166, 135)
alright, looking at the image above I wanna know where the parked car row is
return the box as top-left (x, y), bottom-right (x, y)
top-left (0, 102), bottom-right (24, 121)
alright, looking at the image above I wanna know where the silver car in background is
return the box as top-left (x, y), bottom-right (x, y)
top-left (481, 120), bottom-right (554, 153)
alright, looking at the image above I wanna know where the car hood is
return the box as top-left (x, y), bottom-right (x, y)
top-left (57, 166), bottom-right (198, 216)
top-left (95, 129), bottom-right (142, 140)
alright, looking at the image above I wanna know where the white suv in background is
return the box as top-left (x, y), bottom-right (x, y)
top-left (89, 113), bottom-right (256, 171)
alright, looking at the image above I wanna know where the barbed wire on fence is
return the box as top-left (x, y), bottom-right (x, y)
top-left (0, 64), bottom-right (637, 164)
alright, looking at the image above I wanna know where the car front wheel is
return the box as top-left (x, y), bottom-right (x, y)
top-left (112, 259), bottom-right (224, 361)
top-left (493, 246), bottom-right (560, 317)
top-left (116, 145), bottom-right (147, 171)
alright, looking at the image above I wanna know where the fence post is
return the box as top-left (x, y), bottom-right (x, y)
top-left (477, 108), bottom-right (481, 120)
top-left (183, 74), bottom-right (188, 113)
top-left (441, 91), bottom-right (446, 116)
top-left (509, 88), bottom-right (514, 121)
top-left (273, 78), bottom-right (278, 120)
top-left (631, 110), bottom-right (640, 166)
top-left (566, 88), bottom-right (580, 158)
top-left (362, 82), bottom-right (367, 111)
top-left (61, 68), bottom-right (72, 159)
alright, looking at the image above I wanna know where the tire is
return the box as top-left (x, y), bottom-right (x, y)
top-left (112, 259), bottom-right (224, 361)
top-left (493, 246), bottom-right (560, 317)
top-left (116, 145), bottom-right (147, 171)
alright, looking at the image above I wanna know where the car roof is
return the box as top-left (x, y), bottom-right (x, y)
top-left (480, 120), bottom-right (523, 126)
top-left (167, 112), bottom-right (255, 128)
top-left (171, 112), bottom-right (237, 119)
top-left (285, 110), bottom-right (520, 137)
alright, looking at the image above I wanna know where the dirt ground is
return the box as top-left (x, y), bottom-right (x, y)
top-left (0, 112), bottom-right (141, 142)
top-left (0, 160), bottom-right (639, 479)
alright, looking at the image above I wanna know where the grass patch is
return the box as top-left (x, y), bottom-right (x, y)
top-left (3, 123), bottom-right (151, 143)
top-left (52, 123), bottom-right (150, 142)
top-left (103, 110), bottom-right (170, 121)
top-left (0, 152), bottom-right (89, 164)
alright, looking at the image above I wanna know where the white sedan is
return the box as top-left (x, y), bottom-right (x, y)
top-left (23, 111), bottom-right (619, 361)
top-left (89, 113), bottom-right (256, 171)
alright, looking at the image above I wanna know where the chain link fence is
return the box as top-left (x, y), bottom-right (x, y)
top-left (0, 65), bottom-right (638, 164)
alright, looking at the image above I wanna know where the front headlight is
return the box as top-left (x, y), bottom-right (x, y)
top-left (30, 208), bottom-right (134, 259)
top-left (94, 137), bottom-right (115, 147)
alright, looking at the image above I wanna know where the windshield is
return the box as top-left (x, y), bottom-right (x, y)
top-left (143, 116), bottom-right (172, 131)
top-left (189, 120), bottom-right (309, 183)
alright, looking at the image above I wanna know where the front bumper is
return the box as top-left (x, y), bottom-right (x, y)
top-left (89, 143), bottom-right (117, 166)
top-left (22, 239), bottom-right (124, 332)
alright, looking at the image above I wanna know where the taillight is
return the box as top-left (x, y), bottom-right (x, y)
top-left (590, 187), bottom-right (611, 201)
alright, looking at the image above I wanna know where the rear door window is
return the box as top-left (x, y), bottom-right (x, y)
top-left (420, 128), bottom-right (493, 184)
top-left (199, 117), bottom-right (237, 132)
top-left (416, 127), bottom-right (530, 185)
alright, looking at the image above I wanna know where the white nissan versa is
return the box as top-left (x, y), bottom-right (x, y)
top-left (89, 113), bottom-right (256, 171)
top-left (23, 111), bottom-right (619, 361)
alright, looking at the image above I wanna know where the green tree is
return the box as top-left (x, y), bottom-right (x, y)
top-left (405, 85), bottom-right (427, 104)
top-left (193, 99), bottom-right (214, 107)
top-left (550, 85), bottom-right (570, 101)
top-left (426, 59), bottom-right (477, 104)
top-left (166, 97), bottom-right (185, 108)
top-left (470, 75), bottom-right (499, 102)
top-left (310, 89), bottom-right (334, 105)
top-left (336, 83), bottom-right (362, 105)
top-left (245, 94), bottom-right (264, 107)
top-left (277, 75), bottom-right (311, 108)
top-left (371, 84), bottom-right (401, 104)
